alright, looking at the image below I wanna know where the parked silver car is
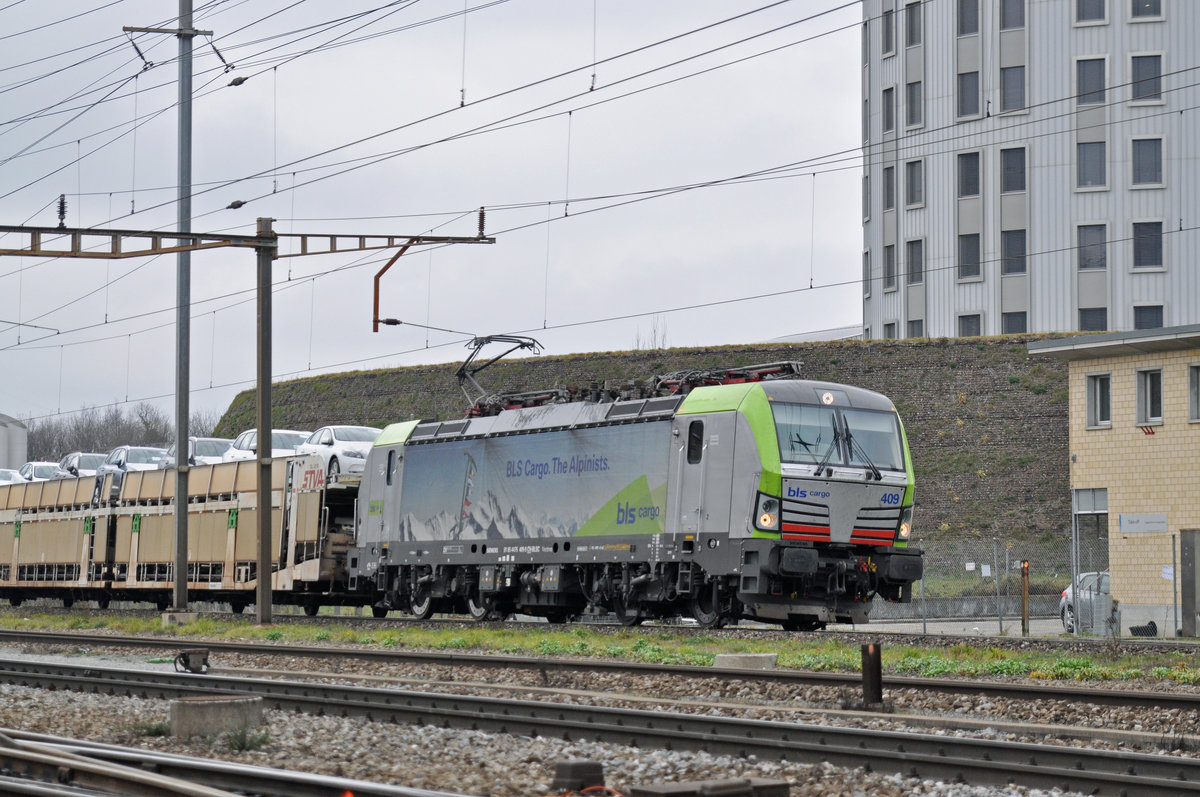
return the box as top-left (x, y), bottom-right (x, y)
top-left (97, 445), bottom-right (168, 496)
top-left (159, 437), bottom-right (234, 469)
top-left (56, 451), bottom-right (106, 478)
top-left (1060, 571), bottom-right (1109, 633)
top-left (223, 429), bottom-right (310, 462)
top-left (18, 461), bottom-right (61, 482)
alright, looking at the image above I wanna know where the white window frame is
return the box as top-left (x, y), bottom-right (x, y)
top-left (957, 313), bottom-right (983, 337)
top-left (1136, 367), bottom-right (1163, 425)
top-left (1000, 0), bottom-right (1025, 30)
top-left (1132, 303), bottom-right (1165, 331)
top-left (905, 2), bottom-right (922, 47)
top-left (1129, 52), bottom-right (1164, 105)
top-left (957, 0), bottom-right (979, 36)
top-left (1001, 228), bottom-right (1027, 275)
top-left (862, 173), bottom-right (870, 221)
top-left (882, 86), bottom-right (896, 133)
top-left (1075, 56), bottom-right (1107, 106)
top-left (1000, 147), bottom-right (1026, 193)
top-left (1076, 222), bottom-right (1108, 271)
top-left (883, 165), bottom-right (896, 211)
top-left (1130, 136), bottom-right (1164, 189)
top-left (907, 319), bottom-right (924, 339)
top-left (999, 65), bottom-right (1027, 113)
top-left (957, 233), bottom-right (983, 282)
top-left (905, 238), bottom-right (924, 285)
top-left (905, 158), bottom-right (925, 207)
top-left (1078, 307), bottom-right (1108, 332)
top-left (1130, 218), bottom-right (1165, 271)
top-left (1129, 0), bottom-right (1163, 22)
top-left (882, 7), bottom-right (895, 56)
top-left (862, 250), bottom-right (871, 298)
top-left (957, 71), bottom-right (981, 119)
top-left (1074, 0), bottom-right (1107, 26)
top-left (958, 150), bottom-right (982, 197)
top-left (1188, 363), bottom-right (1200, 422)
top-left (884, 243), bottom-right (897, 291)
top-left (883, 322), bottom-right (897, 339)
top-left (1001, 311), bottom-right (1028, 334)
top-left (1075, 141), bottom-right (1108, 192)
top-left (1085, 372), bottom-right (1111, 428)
top-left (905, 80), bottom-right (924, 128)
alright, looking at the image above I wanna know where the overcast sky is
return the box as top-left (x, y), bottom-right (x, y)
top-left (0, 0), bottom-right (862, 428)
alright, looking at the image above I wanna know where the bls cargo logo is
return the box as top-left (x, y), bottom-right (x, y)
top-left (616, 502), bottom-right (661, 525)
top-left (787, 486), bottom-right (830, 499)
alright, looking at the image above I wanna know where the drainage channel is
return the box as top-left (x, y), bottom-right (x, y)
top-left (2, 657), bottom-right (1200, 795)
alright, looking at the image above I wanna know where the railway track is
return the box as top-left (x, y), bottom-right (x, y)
top-left (4, 628), bottom-right (1199, 713)
top-left (1, 656), bottom-right (1198, 795)
top-left (0, 728), bottom-right (470, 797)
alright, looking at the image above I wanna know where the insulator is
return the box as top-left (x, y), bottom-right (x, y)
top-left (56, 194), bottom-right (67, 228)
top-left (477, 206), bottom-right (486, 237)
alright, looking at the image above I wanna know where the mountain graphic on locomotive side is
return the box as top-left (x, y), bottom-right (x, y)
top-left (0, 360), bottom-right (921, 629)
top-left (350, 361), bottom-right (922, 630)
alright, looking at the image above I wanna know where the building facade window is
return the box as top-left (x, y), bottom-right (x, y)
top-left (1001, 0), bottom-right (1025, 28)
top-left (884, 244), bottom-right (896, 289)
top-left (1131, 55), bottom-right (1162, 101)
top-left (957, 71), bottom-right (980, 117)
top-left (1001, 229), bottom-right (1027, 274)
top-left (1086, 373), bottom-right (1112, 427)
top-left (958, 314), bottom-right (982, 336)
top-left (862, 98), bottom-right (869, 141)
top-left (905, 80), bottom-right (923, 126)
top-left (1001, 311), bottom-right (1027, 333)
top-left (1132, 138), bottom-right (1163, 185)
top-left (882, 8), bottom-right (895, 54)
top-left (883, 322), bottom-right (897, 339)
top-left (863, 174), bottom-right (870, 220)
top-left (1076, 0), bottom-right (1106, 23)
top-left (1133, 221), bottom-right (1163, 268)
top-left (905, 2), bottom-right (922, 46)
top-left (1189, 364), bottom-right (1200, 421)
top-left (1000, 66), bottom-right (1026, 111)
top-left (1001, 147), bottom-right (1026, 192)
top-left (1137, 368), bottom-right (1163, 423)
top-left (905, 159), bottom-right (924, 205)
top-left (958, 151), bottom-right (981, 196)
top-left (907, 319), bottom-right (924, 338)
top-left (958, 0), bottom-right (979, 34)
top-left (906, 239), bottom-right (924, 284)
top-left (1077, 58), bottom-right (1106, 104)
top-left (862, 251), bottom-right (871, 297)
top-left (958, 233), bottom-right (982, 279)
top-left (1079, 307), bottom-right (1108, 331)
top-left (1131, 0), bottom-right (1162, 19)
top-left (1078, 224), bottom-right (1107, 269)
top-left (1077, 142), bottom-right (1106, 188)
top-left (1134, 305), bottom-right (1164, 330)
top-left (882, 87), bottom-right (895, 132)
top-left (883, 165), bottom-right (895, 210)
top-left (862, 22), bottom-right (869, 64)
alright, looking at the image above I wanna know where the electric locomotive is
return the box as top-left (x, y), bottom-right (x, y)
top-left (349, 363), bottom-right (921, 629)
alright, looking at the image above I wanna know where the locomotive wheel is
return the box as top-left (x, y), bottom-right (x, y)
top-left (96, 596), bottom-right (110, 610)
top-left (372, 605), bottom-right (389, 618)
top-left (466, 593), bottom-right (491, 622)
top-left (689, 584), bottom-right (725, 628)
top-left (410, 592), bottom-right (435, 620)
top-left (62, 596), bottom-right (75, 609)
top-left (229, 601), bottom-right (248, 614)
top-left (303, 601), bottom-right (320, 617)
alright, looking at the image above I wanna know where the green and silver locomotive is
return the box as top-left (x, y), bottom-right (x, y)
top-left (349, 363), bottom-right (921, 629)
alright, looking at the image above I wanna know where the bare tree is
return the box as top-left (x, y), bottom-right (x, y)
top-left (189, 408), bottom-right (222, 437)
top-left (26, 402), bottom-right (175, 461)
top-left (632, 315), bottom-right (668, 351)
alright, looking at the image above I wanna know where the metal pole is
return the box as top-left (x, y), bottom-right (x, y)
top-left (1071, 490), bottom-right (1079, 636)
top-left (919, 575), bottom-right (926, 635)
top-left (256, 217), bottom-right (275, 625)
top-left (993, 538), bottom-right (1003, 635)
top-left (1021, 560), bottom-right (1029, 637)
top-left (1173, 533), bottom-right (1178, 638)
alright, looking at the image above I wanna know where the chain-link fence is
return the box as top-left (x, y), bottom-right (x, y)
top-left (871, 529), bottom-right (1109, 626)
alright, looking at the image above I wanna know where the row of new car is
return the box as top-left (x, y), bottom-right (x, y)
top-left (0, 425), bottom-right (383, 487)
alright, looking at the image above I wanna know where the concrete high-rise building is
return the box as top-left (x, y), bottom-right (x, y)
top-left (861, 0), bottom-right (1199, 339)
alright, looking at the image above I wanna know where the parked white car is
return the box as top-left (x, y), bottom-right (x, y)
top-left (19, 461), bottom-right (61, 481)
top-left (296, 425), bottom-right (382, 477)
top-left (160, 437), bottom-right (233, 469)
top-left (0, 468), bottom-right (24, 484)
top-left (223, 429), bottom-right (310, 462)
top-left (96, 445), bottom-right (168, 497)
top-left (1060, 571), bottom-right (1110, 633)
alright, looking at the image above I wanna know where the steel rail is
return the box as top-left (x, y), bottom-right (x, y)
top-left (0, 729), bottom-right (475, 797)
top-left (2, 657), bottom-right (1199, 795)
top-left (1, 628), bottom-right (1196, 713)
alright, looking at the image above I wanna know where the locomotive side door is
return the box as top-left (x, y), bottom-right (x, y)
top-left (671, 412), bottom-right (736, 534)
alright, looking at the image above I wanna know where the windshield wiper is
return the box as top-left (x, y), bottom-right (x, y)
top-left (842, 419), bottom-right (882, 481)
top-left (812, 415), bottom-right (841, 477)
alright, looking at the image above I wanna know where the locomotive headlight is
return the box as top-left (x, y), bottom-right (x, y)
top-left (755, 495), bottom-right (780, 531)
top-left (896, 505), bottom-right (913, 541)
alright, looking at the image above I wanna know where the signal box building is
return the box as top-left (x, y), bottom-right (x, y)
top-left (1030, 325), bottom-right (1200, 637)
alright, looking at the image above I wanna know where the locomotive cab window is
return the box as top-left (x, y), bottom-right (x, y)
top-left (686, 420), bottom-right (704, 464)
top-left (386, 450), bottom-right (397, 485)
top-left (840, 409), bottom-right (905, 472)
top-left (773, 403), bottom-right (905, 472)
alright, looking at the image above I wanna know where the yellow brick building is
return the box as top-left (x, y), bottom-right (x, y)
top-left (1030, 326), bottom-right (1200, 637)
